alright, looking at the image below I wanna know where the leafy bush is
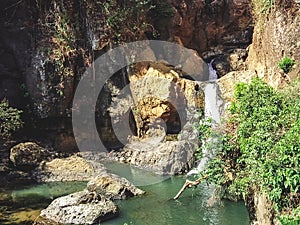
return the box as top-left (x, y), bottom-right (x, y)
top-left (278, 56), bottom-right (296, 73)
top-left (202, 78), bottom-right (300, 214)
top-left (278, 206), bottom-right (300, 225)
top-left (0, 100), bottom-right (23, 139)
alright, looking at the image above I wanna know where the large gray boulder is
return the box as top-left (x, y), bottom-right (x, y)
top-left (112, 109), bottom-right (201, 175)
top-left (40, 190), bottom-right (118, 225)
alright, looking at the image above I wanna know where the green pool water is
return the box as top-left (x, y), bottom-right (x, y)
top-left (102, 161), bottom-right (250, 225)
top-left (0, 162), bottom-right (250, 225)
top-left (0, 181), bottom-right (87, 224)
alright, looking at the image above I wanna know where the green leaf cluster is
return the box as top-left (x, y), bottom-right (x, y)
top-left (278, 206), bottom-right (300, 225)
top-left (278, 56), bottom-right (296, 74)
top-left (0, 100), bottom-right (23, 139)
top-left (201, 78), bottom-right (300, 219)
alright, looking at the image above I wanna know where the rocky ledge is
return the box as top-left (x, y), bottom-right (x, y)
top-left (32, 155), bottom-right (106, 182)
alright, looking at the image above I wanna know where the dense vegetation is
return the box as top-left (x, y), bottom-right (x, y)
top-left (199, 78), bottom-right (300, 223)
top-left (0, 100), bottom-right (23, 140)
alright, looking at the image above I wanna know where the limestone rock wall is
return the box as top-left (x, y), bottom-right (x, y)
top-left (129, 63), bottom-right (206, 137)
top-left (247, 1), bottom-right (300, 87)
top-left (153, 0), bottom-right (253, 56)
top-left (0, 0), bottom-right (253, 150)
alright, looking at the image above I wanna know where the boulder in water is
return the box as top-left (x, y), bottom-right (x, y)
top-left (87, 172), bottom-right (145, 200)
top-left (40, 167), bottom-right (144, 224)
top-left (40, 190), bottom-right (119, 225)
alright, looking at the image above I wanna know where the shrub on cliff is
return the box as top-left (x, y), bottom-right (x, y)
top-left (203, 78), bottom-right (300, 222)
top-left (278, 56), bottom-right (296, 73)
top-left (0, 100), bottom-right (23, 139)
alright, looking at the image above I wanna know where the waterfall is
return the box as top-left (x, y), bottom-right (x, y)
top-left (207, 59), bottom-right (218, 81)
top-left (187, 60), bottom-right (223, 176)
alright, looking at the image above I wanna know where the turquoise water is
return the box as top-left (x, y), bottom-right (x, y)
top-left (0, 162), bottom-right (249, 225)
top-left (103, 162), bottom-right (250, 225)
top-left (0, 181), bottom-right (87, 224)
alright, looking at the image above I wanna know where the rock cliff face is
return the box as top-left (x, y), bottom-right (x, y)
top-left (244, 191), bottom-right (277, 225)
top-left (153, 0), bottom-right (253, 55)
top-left (247, 0), bottom-right (300, 87)
top-left (0, 0), bottom-right (253, 152)
top-left (128, 63), bottom-right (206, 137)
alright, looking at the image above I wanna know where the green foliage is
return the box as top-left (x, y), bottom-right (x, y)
top-left (193, 117), bottom-right (213, 159)
top-left (37, 1), bottom-right (77, 77)
top-left (278, 206), bottom-right (300, 225)
top-left (36, 1), bottom-right (82, 98)
top-left (202, 78), bottom-right (300, 214)
top-left (262, 0), bottom-right (275, 9)
top-left (278, 56), bottom-right (296, 73)
top-left (101, 0), bottom-right (155, 43)
top-left (231, 78), bottom-right (300, 210)
top-left (0, 100), bottom-right (23, 139)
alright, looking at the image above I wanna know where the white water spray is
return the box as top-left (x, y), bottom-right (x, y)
top-left (187, 59), bottom-right (223, 176)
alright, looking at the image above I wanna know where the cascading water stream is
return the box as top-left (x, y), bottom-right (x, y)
top-left (187, 59), bottom-right (223, 176)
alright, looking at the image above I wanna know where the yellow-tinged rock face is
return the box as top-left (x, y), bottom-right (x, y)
top-left (44, 156), bottom-right (94, 174)
top-left (128, 63), bottom-right (205, 137)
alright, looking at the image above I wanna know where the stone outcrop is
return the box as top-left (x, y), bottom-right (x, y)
top-left (87, 172), bottom-right (145, 200)
top-left (217, 70), bottom-right (256, 103)
top-left (110, 106), bottom-right (203, 178)
top-left (32, 155), bottom-right (102, 182)
top-left (212, 49), bottom-right (248, 78)
top-left (40, 190), bottom-right (119, 225)
top-left (9, 142), bottom-right (54, 171)
top-left (153, 0), bottom-right (253, 54)
top-left (244, 191), bottom-right (278, 225)
top-left (128, 63), bottom-right (206, 137)
top-left (113, 134), bottom-right (198, 176)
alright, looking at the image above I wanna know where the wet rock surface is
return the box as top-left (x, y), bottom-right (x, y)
top-left (211, 49), bottom-right (248, 78)
top-left (112, 136), bottom-right (198, 175)
top-left (110, 109), bottom-right (201, 176)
